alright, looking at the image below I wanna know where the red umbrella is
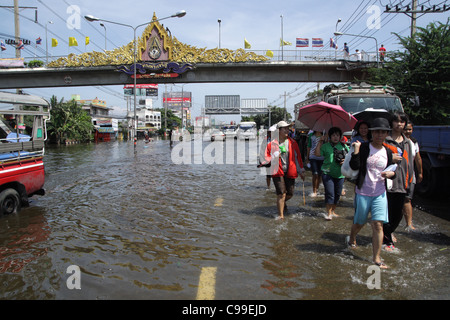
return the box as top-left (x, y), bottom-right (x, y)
top-left (297, 101), bottom-right (357, 133)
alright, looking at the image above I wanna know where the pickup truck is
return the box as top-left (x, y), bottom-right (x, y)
top-left (0, 91), bottom-right (50, 216)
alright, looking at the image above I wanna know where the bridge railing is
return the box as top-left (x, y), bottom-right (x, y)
top-left (247, 49), bottom-right (379, 63)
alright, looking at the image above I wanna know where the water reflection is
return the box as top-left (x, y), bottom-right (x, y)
top-left (0, 139), bottom-right (448, 299)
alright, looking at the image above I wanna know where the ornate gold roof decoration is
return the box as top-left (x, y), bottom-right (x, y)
top-left (171, 37), bottom-right (268, 63)
top-left (47, 14), bottom-right (268, 68)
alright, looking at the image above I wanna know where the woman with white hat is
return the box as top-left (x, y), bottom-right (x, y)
top-left (263, 121), bottom-right (305, 219)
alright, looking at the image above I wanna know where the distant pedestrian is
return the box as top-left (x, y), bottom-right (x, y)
top-left (347, 118), bottom-right (397, 269)
top-left (402, 122), bottom-right (423, 230)
top-left (379, 44), bottom-right (386, 62)
top-left (355, 49), bottom-right (362, 62)
top-left (382, 112), bottom-right (415, 251)
top-left (315, 127), bottom-right (349, 220)
top-left (264, 121), bottom-right (305, 220)
top-left (169, 129), bottom-right (173, 147)
top-left (343, 43), bottom-right (349, 59)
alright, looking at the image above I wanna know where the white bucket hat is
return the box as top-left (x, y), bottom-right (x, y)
top-left (276, 121), bottom-right (292, 129)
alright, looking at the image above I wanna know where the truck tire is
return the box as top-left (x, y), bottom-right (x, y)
top-left (0, 188), bottom-right (21, 216)
top-left (415, 157), bottom-right (436, 197)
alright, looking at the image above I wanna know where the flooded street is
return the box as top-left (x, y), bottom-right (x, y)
top-left (0, 138), bottom-right (449, 300)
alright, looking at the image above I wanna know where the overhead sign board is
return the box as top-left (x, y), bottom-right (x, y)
top-left (205, 95), bottom-right (240, 114)
top-left (240, 98), bottom-right (268, 114)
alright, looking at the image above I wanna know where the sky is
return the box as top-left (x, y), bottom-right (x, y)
top-left (0, 0), bottom-right (448, 124)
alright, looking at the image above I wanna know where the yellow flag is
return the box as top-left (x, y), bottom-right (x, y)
top-left (280, 39), bottom-right (292, 46)
top-left (85, 37), bottom-right (90, 45)
top-left (244, 38), bottom-right (251, 49)
top-left (51, 38), bottom-right (58, 47)
top-left (69, 37), bottom-right (78, 46)
top-left (266, 50), bottom-right (274, 58)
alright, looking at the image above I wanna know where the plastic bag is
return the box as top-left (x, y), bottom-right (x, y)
top-left (341, 146), bottom-right (358, 179)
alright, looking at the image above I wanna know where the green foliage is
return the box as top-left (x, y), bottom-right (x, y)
top-left (242, 105), bottom-right (291, 128)
top-left (369, 19), bottom-right (450, 125)
top-left (26, 60), bottom-right (44, 68)
top-left (155, 108), bottom-right (181, 135)
top-left (47, 96), bottom-right (94, 144)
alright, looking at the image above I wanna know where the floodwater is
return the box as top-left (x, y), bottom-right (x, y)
top-left (0, 138), bottom-right (448, 300)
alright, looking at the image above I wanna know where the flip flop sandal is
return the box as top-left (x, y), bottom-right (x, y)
top-left (374, 261), bottom-right (388, 269)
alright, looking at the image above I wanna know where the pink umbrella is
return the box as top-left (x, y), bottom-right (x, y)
top-left (297, 101), bottom-right (357, 133)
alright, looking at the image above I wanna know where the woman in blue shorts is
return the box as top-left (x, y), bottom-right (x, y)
top-left (346, 118), bottom-right (397, 269)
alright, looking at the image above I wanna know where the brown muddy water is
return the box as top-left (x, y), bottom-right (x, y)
top-left (0, 139), bottom-right (448, 300)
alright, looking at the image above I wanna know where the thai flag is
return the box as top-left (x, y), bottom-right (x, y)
top-left (36, 37), bottom-right (42, 45)
top-left (312, 38), bottom-right (324, 47)
top-left (16, 40), bottom-right (24, 50)
top-left (1, 41), bottom-right (6, 51)
top-left (296, 38), bottom-right (309, 47)
top-left (330, 38), bottom-right (338, 49)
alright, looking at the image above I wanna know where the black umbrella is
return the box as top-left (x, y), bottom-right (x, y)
top-left (352, 109), bottom-right (392, 127)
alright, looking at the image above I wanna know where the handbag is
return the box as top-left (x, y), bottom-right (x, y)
top-left (341, 145), bottom-right (359, 179)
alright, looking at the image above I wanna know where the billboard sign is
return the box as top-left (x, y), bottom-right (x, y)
top-left (163, 92), bottom-right (192, 109)
top-left (205, 95), bottom-right (240, 114)
top-left (123, 84), bottom-right (158, 96)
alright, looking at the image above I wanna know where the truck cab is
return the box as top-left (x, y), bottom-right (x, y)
top-left (0, 92), bottom-right (50, 216)
top-left (323, 83), bottom-right (404, 116)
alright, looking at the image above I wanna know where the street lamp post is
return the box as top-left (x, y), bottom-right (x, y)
top-left (45, 20), bottom-right (53, 65)
top-left (100, 23), bottom-right (107, 51)
top-left (334, 31), bottom-right (379, 67)
top-left (335, 18), bottom-right (341, 60)
top-left (84, 10), bottom-right (186, 144)
top-left (218, 19), bottom-right (221, 49)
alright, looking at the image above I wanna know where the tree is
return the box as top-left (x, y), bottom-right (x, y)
top-left (369, 19), bottom-right (450, 125)
top-left (155, 108), bottom-right (181, 135)
top-left (47, 96), bottom-right (93, 144)
top-left (242, 105), bottom-right (291, 128)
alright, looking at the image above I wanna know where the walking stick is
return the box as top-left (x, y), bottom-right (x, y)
top-left (302, 180), bottom-right (305, 205)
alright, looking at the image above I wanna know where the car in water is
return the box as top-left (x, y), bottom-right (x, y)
top-left (223, 125), bottom-right (237, 139)
top-left (210, 129), bottom-right (225, 141)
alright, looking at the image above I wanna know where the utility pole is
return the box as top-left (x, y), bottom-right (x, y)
top-left (411, 0), bottom-right (417, 37)
top-left (14, 0), bottom-right (20, 59)
top-left (384, 0), bottom-right (449, 38)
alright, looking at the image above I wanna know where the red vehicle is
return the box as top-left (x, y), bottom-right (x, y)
top-left (0, 92), bottom-right (50, 216)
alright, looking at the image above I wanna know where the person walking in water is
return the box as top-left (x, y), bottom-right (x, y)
top-left (264, 121), bottom-right (305, 220)
top-left (347, 118), bottom-right (397, 269)
top-left (402, 121), bottom-right (423, 230)
top-left (315, 127), bottom-right (349, 220)
top-left (306, 131), bottom-right (324, 197)
top-left (383, 112), bottom-right (415, 251)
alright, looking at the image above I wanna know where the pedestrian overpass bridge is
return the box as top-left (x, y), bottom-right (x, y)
top-left (0, 15), bottom-right (377, 89)
top-left (0, 59), bottom-right (375, 89)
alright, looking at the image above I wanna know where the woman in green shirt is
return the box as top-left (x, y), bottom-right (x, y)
top-left (315, 127), bottom-right (349, 220)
